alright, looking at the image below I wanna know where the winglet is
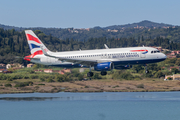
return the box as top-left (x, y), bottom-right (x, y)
top-left (104, 44), bottom-right (109, 49)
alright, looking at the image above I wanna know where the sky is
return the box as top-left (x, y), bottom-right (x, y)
top-left (0, 0), bottom-right (180, 28)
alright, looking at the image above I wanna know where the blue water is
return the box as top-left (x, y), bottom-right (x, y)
top-left (0, 92), bottom-right (180, 120)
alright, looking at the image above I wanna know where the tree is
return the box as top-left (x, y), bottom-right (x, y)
top-left (175, 58), bottom-right (180, 65)
top-left (78, 74), bottom-right (84, 81)
top-left (132, 65), bottom-right (144, 73)
top-left (56, 75), bottom-right (65, 82)
top-left (154, 71), bottom-right (164, 78)
top-left (93, 73), bottom-right (101, 79)
top-left (171, 68), bottom-right (179, 74)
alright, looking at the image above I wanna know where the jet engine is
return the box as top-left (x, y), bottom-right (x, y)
top-left (94, 62), bottom-right (114, 71)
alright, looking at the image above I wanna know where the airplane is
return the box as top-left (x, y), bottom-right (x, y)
top-left (23, 30), bottom-right (167, 77)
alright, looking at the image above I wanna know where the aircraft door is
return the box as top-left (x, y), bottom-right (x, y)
top-left (101, 53), bottom-right (107, 59)
top-left (140, 49), bottom-right (146, 58)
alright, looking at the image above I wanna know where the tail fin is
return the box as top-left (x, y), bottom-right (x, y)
top-left (25, 30), bottom-right (50, 56)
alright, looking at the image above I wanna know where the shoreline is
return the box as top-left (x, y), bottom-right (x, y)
top-left (1, 79), bottom-right (180, 94)
top-left (0, 89), bottom-right (180, 94)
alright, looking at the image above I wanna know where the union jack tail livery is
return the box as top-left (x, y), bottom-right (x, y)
top-left (25, 30), bottom-right (50, 54)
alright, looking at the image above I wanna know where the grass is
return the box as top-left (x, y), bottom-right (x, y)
top-left (0, 67), bottom-right (180, 93)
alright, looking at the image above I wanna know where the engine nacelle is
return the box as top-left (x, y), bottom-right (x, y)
top-left (94, 62), bottom-right (114, 71)
top-left (114, 65), bottom-right (132, 69)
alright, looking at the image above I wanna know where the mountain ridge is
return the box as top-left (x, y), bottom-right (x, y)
top-left (103, 20), bottom-right (173, 30)
top-left (0, 20), bottom-right (175, 30)
top-left (0, 20), bottom-right (179, 42)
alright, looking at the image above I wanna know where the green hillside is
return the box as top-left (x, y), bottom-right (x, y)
top-left (0, 28), bottom-right (180, 64)
top-left (1, 20), bottom-right (180, 42)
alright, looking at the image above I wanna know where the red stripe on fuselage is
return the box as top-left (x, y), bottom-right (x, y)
top-left (130, 50), bottom-right (148, 52)
top-left (26, 34), bottom-right (41, 44)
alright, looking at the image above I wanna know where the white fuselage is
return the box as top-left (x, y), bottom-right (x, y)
top-left (31, 46), bottom-right (166, 67)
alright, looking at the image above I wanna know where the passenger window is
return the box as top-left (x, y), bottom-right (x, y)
top-left (154, 51), bottom-right (156, 53)
top-left (151, 51), bottom-right (153, 53)
top-left (157, 51), bottom-right (160, 53)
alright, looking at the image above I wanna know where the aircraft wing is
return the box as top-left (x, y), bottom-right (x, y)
top-left (40, 46), bottom-right (100, 66)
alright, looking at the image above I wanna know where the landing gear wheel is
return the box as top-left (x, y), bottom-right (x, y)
top-left (101, 71), bottom-right (107, 76)
top-left (145, 70), bottom-right (149, 74)
top-left (87, 72), bottom-right (94, 77)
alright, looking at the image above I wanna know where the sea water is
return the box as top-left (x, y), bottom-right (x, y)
top-left (0, 92), bottom-right (180, 120)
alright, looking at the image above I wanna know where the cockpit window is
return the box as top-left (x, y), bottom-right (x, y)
top-left (151, 50), bottom-right (160, 54)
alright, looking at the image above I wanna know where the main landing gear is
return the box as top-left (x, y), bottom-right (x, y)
top-left (87, 65), bottom-right (94, 77)
top-left (87, 66), bottom-right (108, 77)
top-left (87, 71), bottom-right (107, 77)
top-left (87, 72), bottom-right (93, 77)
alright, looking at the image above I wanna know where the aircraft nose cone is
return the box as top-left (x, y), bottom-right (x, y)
top-left (162, 53), bottom-right (167, 59)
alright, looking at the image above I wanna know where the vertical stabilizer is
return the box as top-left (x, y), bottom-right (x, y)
top-left (25, 30), bottom-right (50, 56)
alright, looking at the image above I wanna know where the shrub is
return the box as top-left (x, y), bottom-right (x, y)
top-left (24, 81), bottom-right (33, 86)
top-left (120, 72), bottom-right (134, 80)
top-left (78, 74), bottom-right (84, 81)
top-left (134, 75), bottom-right (142, 80)
top-left (7, 77), bottom-right (13, 81)
top-left (0, 74), bottom-right (7, 80)
top-left (15, 83), bottom-right (26, 87)
top-left (14, 81), bottom-right (33, 87)
top-left (39, 76), bottom-right (45, 81)
top-left (136, 84), bottom-right (144, 88)
top-left (93, 73), bottom-right (102, 79)
top-left (56, 75), bottom-right (65, 82)
top-left (38, 83), bottom-right (45, 85)
top-left (46, 78), bottom-right (54, 83)
top-left (23, 75), bottom-right (30, 79)
top-left (84, 86), bottom-right (89, 88)
top-left (154, 71), bottom-right (165, 78)
top-left (29, 75), bottom-right (39, 79)
top-left (56, 74), bottom-right (70, 82)
top-left (5, 83), bottom-right (12, 87)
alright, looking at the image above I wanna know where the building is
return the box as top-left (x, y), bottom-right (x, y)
top-left (165, 74), bottom-right (180, 80)
top-left (27, 64), bottom-right (34, 68)
top-left (152, 46), bottom-right (163, 52)
top-left (173, 74), bottom-right (180, 80)
top-left (44, 69), bottom-right (53, 73)
top-left (79, 68), bottom-right (85, 73)
top-left (34, 69), bottom-right (43, 72)
top-left (171, 51), bottom-right (180, 55)
top-left (0, 64), bottom-right (6, 69)
top-left (0, 69), bottom-right (6, 73)
top-left (169, 66), bottom-right (180, 71)
top-left (63, 69), bottom-right (72, 73)
top-left (3, 70), bottom-right (12, 74)
top-left (58, 70), bottom-right (65, 74)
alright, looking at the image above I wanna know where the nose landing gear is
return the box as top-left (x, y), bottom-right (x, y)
top-left (145, 64), bottom-right (149, 74)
